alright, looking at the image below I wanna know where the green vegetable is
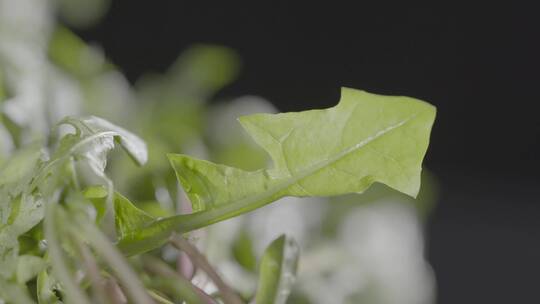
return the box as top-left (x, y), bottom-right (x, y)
top-left (60, 116), bottom-right (148, 167)
top-left (254, 235), bottom-right (299, 304)
top-left (0, 115), bottom-right (146, 285)
top-left (1, 3), bottom-right (440, 301)
top-left (36, 269), bottom-right (62, 304)
top-left (0, 278), bottom-right (35, 304)
top-left (48, 26), bottom-right (109, 78)
top-left (113, 192), bottom-right (155, 239)
top-left (0, 69), bottom-right (5, 101)
top-left (16, 255), bottom-right (46, 284)
top-left (83, 186), bottom-right (155, 238)
top-left (117, 87), bottom-right (436, 255)
top-left (0, 146), bottom-right (43, 279)
top-left (232, 230), bottom-right (258, 272)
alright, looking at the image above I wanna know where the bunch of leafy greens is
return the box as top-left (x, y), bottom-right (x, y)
top-left (0, 83), bottom-right (435, 303)
top-left (0, 2), bottom-right (436, 302)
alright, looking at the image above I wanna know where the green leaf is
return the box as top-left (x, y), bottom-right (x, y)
top-left (0, 145), bottom-right (44, 279)
top-left (0, 69), bottom-right (5, 101)
top-left (232, 230), bottom-right (257, 272)
top-left (37, 269), bottom-right (62, 304)
top-left (0, 145), bottom-right (43, 226)
top-left (0, 194), bottom-right (45, 279)
top-left (117, 87), bottom-right (435, 255)
top-left (167, 44), bottom-right (240, 98)
top-left (173, 86), bottom-right (434, 203)
top-left (0, 277), bottom-right (35, 304)
top-left (31, 115), bottom-right (146, 198)
top-left (16, 255), bottom-right (46, 284)
top-left (48, 26), bottom-right (109, 78)
top-left (60, 116), bottom-right (148, 166)
top-left (113, 192), bottom-right (155, 239)
top-left (82, 186), bottom-right (108, 223)
top-left (82, 186), bottom-right (154, 238)
top-left (0, 232), bottom-right (18, 279)
top-left (254, 235), bottom-right (299, 304)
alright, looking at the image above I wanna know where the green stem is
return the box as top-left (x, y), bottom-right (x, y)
top-left (147, 290), bottom-right (175, 304)
top-left (78, 216), bottom-right (154, 304)
top-left (44, 202), bottom-right (92, 304)
top-left (169, 235), bottom-right (244, 304)
top-left (72, 236), bottom-right (109, 304)
top-left (142, 255), bottom-right (211, 304)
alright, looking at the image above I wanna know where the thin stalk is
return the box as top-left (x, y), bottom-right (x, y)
top-left (72, 236), bottom-right (109, 304)
top-left (169, 235), bottom-right (243, 304)
top-left (147, 290), bottom-right (175, 304)
top-left (142, 255), bottom-right (213, 304)
top-left (177, 250), bottom-right (195, 280)
top-left (44, 203), bottom-right (92, 304)
top-left (78, 216), bottom-right (154, 304)
top-left (104, 278), bottom-right (127, 304)
top-left (69, 156), bottom-right (81, 190)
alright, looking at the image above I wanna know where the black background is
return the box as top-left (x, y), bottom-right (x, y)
top-left (75, 1), bottom-right (540, 303)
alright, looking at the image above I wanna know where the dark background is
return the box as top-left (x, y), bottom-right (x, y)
top-left (74, 2), bottom-right (540, 303)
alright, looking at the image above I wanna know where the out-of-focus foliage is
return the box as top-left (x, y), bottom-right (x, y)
top-left (56, 0), bottom-right (111, 29)
top-left (0, 0), bottom-right (437, 303)
top-left (255, 235), bottom-right (299, 304)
